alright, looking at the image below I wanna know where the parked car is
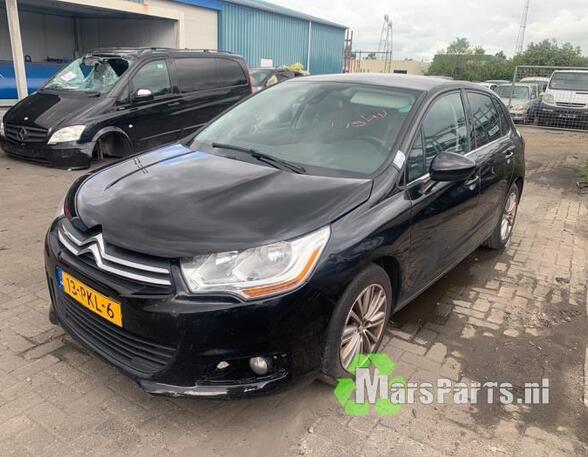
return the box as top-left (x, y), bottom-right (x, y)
top-left (0, 48), bottom-right (251, 168)
top-left (477, 82), bottom-right (498, 92)
top-left (539, 70), bottom-right (588, 128)
top-left (250, 67), bottom-right (303, 92)
top-left (485, 79), bottom-right (510, 86)
top-left (496, 83), bottom-right (539, 123)
top-left (45, 74), bottom-right (524, 398)
top-left (519, 76), bottom-right (549, 94)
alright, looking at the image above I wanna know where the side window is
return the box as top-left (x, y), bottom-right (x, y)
top-left (492, 97), bottom-right (511, 136)
top-left (406, 131), bottom-right (425, 182)
top-left (216, 59), bottom-right (247, 87)
top-left (422, 92), bottom-right (468, 169)
top-left (175, 58), bottom-right (219, 92)
top-left (467, 92), bottom-right (502, 148)
top-left (131, 60), bottom-right (171, 97)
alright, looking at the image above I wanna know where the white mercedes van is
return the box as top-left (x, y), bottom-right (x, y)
top-left (539, 70), bottom-right (588, 127)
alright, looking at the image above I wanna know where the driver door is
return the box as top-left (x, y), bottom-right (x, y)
top-left (126, 59), bottom-right (183, 152)
top-left (400, 91), bottom-right (481, 300)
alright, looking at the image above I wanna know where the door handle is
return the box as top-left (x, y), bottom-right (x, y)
top-left (464, 175), bottom-right (480, 188)
top-left (504, 148), bottom-right (515, 159)
top-left (167, 101), bottom-right (181, 107)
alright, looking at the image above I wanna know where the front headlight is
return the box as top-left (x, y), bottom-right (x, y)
top-left (181, 226), bottom-right (331, 300)
top-left (48, 125), bottom-right (86, 144)
top-left (513, 104), bottom-right (525, 113)
top-left (0, 121), bottom-right (4, 137)
top-left (543, 93), bottom-right (555, 105)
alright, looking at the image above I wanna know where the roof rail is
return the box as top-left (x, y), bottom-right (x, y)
top-left (176, 48), bottom-right (236, 54)
top-left (89, 47), bottom-right (237, 55)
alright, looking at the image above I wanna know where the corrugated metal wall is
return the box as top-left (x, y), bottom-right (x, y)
top-left (219, 2), bottom-right (345, 74)
top-left (220, 3), bottom-right (309, 69)
top-left (309, 22), bottom-right (345, 74)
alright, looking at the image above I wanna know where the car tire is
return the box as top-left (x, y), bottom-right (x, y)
top-left (484, 182), bottom-right (520, 250)
top-left (320, 263), bottom-right (392, 384)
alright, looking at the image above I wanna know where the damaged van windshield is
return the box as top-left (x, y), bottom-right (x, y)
top-left (43, 55), bottom-right (133, 94)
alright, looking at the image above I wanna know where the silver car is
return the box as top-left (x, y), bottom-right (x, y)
top-left (496, 83), bottom-right (540, 123)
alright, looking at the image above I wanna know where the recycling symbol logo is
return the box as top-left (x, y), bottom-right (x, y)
top-left (334, 353), bottom-right (406, 416)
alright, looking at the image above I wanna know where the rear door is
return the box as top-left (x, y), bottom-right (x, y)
top-left (172, 56), bottom-right (250, 138)
top-left (465, 91), bottom-right (515, 242)
top-left (126, 58), bottom-right (183, 151)
top-left (401, 91), bottom-right (481, 299)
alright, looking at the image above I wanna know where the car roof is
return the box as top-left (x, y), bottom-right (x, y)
top-left (291, 73), bottom-right (487, 93)
top-left (498, 83), bottom-right (535, 87)
top-left (520, 77), bottom-right (549, 81)
top-left (88, 47), bottom-right (240, 59)
top-left (551, 69), bottom-right (588, 73)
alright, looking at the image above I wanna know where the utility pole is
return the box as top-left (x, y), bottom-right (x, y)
top-left (377, 15), bottom-right (393, 72)
top-left (514, 0), bottom-right (530, 55)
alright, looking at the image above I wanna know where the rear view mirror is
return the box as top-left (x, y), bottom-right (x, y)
top-left (134, 88), bottom-right (153, 102)
top-left (430, 152), bottom-right (476, 182)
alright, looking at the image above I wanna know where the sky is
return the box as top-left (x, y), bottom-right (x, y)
top-left (269, 0), bottom-right (588, 61)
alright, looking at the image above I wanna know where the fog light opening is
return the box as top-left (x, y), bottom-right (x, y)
top-left (216, 361), bottom-right (230, 370)
top-left (249, 356), bottom-right (271, 376)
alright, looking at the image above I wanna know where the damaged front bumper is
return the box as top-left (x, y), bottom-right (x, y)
top-left (0, 136), bottom-right (94, 169)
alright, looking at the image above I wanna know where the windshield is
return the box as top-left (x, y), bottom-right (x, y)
top-left (496, 85), bottom-right (530, 100)
top-left (250, 69), bottom-right (272, 86)
top-left (549, 72), bottom-right (588, 91)
top-left (194, 81), bottom-right (419, 177)
top-left (44, 55), bottom-right (133, 93)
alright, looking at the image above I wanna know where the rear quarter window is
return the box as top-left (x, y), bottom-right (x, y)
top-left (216, 59), bottom-right (247, 87)
top-left (175, 57), bottom-right (219, 92)
top-left (466, 92), bottom-right (502, 148)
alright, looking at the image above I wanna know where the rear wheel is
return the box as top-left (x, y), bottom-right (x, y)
top-left (484, 182), bottom-right (520, 250)
top-left (321, 264), bottom-right (392, 382)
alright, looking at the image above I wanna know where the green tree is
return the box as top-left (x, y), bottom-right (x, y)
top-left (514, 39), bottom-right (587, 67)
top-left (446, 37), bottom-right (472, 54)
top-left (365, 53), bottom-right (376, 60)
top-left (427, 37), bottom-right (587, 82)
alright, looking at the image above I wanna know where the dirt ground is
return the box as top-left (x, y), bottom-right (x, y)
top-left (0, 126), bottom-right (587, 457)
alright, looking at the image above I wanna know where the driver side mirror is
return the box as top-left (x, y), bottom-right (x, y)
top-left (133, 88), bottom-right (153, 102)
top-left (430, 152), bottom-right (476, 182)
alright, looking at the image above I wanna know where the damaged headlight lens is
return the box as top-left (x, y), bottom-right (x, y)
top-left (181, 226), bottom-right (330, 300)
top-left (48, 125), bottom-right (86, 144)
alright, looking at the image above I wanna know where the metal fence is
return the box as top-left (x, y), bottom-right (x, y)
top-left (345, 51), bottom-right (394, 73)
top-left (506, 65), bottom-right (588, 131)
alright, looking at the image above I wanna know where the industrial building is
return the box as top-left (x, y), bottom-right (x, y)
top-left (1, 0), bottom-right (347, 101)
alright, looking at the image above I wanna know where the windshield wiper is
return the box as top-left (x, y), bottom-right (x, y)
top-left (211, 142), bottom-right (306, 174)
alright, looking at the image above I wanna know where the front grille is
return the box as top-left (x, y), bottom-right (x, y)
top-left (57, 293), bottom-right (176, 376)
top-left (5, 123), bottom-right (48, 144)
top-left (57, 219), bottom-right (172, 287)
top-left (556, 102), bottom-right (587, 109)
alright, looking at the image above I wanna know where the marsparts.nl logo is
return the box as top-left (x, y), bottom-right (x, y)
top-left (333, 353), bottom-right (406, 416)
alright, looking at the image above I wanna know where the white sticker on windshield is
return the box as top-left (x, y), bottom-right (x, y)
top-left (393, 150), bottom-right (406, 169)
top-left (488, 125), bottom-right (500, 137)
top-left (60, 71), bottom-right (77, 82)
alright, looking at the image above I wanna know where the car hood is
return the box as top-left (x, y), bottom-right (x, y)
top-left (500, 97), bottom-right (529, 107)
top-left (75, 144), bottom-right (373, 257)
top-left (4, 91), bottom-right (101, 130)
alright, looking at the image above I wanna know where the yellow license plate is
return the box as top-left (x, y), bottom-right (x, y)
top-left (61, 271), bottom-right (123, 327)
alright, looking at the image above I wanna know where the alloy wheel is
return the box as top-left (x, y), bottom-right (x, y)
top-left (500, 191), bottom-right (518, 241)
top-left (340, 284), bottom-right (388, 369)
